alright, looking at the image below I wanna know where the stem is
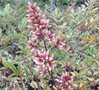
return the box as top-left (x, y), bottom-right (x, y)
top-left (49, 46), bottom-right (55, 53)
top-left (43, 40), bottom-right (47, 51)
top-left (20, 75), bottom-right (24, 90)
top-left (34, 76), bottom-right (43, 90)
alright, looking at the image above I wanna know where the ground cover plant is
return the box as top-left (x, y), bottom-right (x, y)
top-left (0, 0), bottom-right (99, 90)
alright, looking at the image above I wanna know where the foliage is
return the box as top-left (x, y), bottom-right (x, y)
top-left (45, 0), bottom-right (99, 89)
top-left (0, 0), bottom-right (99, 90)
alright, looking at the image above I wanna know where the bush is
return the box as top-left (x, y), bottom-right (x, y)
top-left (0, 0), bottom-right (99, 90)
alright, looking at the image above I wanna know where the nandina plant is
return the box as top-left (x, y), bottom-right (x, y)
top-left (27, 2), bottom-right (76, 90)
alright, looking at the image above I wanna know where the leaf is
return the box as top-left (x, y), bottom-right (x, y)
top-left (18, 17), bottom-right (27, 30)
top-left (56, 50), bottom-right (65, 57)
top-left (87, 78), bottom-right (94, 81)
top-left (31, 81), bottom-right (37, 89)
top-left (7, 62), bottom-right (18, 75)
top-left (80, 68), bottom-right (88, 75)
top-left (86, 35), bottom-right (99, 43)
top-left (24, 66), bottom-right (30, 77)
top-left (3, 61), bottom-right (21, 76)
top-left (93, 71), bottom-right (99, 75)
top-left (70, 72), bottom-right (76, 76)
top-left (4, 4), bottom-right (12, 14)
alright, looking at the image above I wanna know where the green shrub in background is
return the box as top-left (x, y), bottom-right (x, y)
top-left (0, 0), bottom-right (87, 9)
top-left (45, 0), bottom-right (99, 89)
top-left (0, 4), bottom-right (17, 34)
top-left (0, 4), bottom-right (17, 46)
top-left (0, 0), bottom-right (29, 46)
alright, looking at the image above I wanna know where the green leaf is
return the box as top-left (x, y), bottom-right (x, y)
top-left (87, 77), bottom-right (94, 81)
top-left (18, 17), bottom-right (27, 30)
top-left (93, 71), bottom-right (99, 75)
top-left (7, 62), bottom-right (18, 75)
top-left (4, 4), bottom-right (12, 14)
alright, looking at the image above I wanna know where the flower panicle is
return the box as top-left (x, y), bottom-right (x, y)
top-left (27, 2), bottom-right (65, 77)
top-left (27, 2), bottom-right (49, 32)
top-left (55, 73), bottom-right (76, 90)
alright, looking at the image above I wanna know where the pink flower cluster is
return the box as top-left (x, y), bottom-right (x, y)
top-left (27, 2), bottom-right (65, 76)
top-left (27, 2), bottom-right (49, 39)
top-left (34, 50), bottom-right (54, 76)
top-left (27, 2), bottom-right (65, 51)
top-left (28, 38), bottom-right (39, 51)
top-left (55, 73), bottom-right (75, 90)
